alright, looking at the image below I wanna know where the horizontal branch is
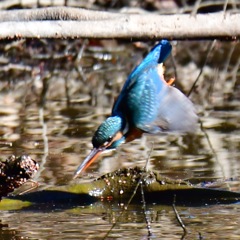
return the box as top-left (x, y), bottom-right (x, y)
top-left (0, 6), bottom-right (119, 21)
top-left (0, 7), bottom-right (239, 40)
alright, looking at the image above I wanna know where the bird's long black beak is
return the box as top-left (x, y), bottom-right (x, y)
top-left (73, 148), bottom-right (103, 179)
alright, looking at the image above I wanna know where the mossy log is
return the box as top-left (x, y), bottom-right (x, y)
top-left (1, 167), bottom-right (239, 211)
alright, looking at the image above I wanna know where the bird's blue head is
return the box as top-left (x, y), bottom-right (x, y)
top-left (92, 116), bottom-right (125, 149)
top-left (73, 116), bottom-right (125, 178)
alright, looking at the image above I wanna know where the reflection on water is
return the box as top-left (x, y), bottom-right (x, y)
top-left (0, 39), bottom-right (239, 239)
top-left (0, 203), bottom-right (240, 239)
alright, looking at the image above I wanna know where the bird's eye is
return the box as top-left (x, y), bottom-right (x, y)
top-left (102, 136), bottom-right (113, 147)
top-left (107, 136), bottom-right (113, 143)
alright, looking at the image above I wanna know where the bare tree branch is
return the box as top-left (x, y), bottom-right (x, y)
top-left (0, 7), bottom-right (239, 40)
top-left (0, 7), bottom-right (118, 21)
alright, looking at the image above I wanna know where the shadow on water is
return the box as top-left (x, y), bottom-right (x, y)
top-left (0, 37), bottom-right (239, 239)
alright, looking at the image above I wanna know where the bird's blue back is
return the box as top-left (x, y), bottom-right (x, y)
top-left (112, 40), bottom-right (197, 134)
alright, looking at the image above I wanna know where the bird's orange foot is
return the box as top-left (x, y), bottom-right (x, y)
top-left (167, 77), bottom-right (175, 86)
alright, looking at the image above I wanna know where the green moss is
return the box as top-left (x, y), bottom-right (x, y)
top-left (0, 198), bottom-right (32, 211)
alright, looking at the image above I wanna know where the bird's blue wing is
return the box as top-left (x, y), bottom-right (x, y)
top-left (125, 67), bottom-right (164, 132)
top-left (126, 67), bottom-right (198, 133)
top-left (127, 40), bottom-right (172, 82)
top-left (113, 40), bottom-right (198, 133)
top-left (112, 40), bottom-right (172, 116)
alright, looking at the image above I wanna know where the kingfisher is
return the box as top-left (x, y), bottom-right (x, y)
top-left (74, 40), bottom-right (198, 178)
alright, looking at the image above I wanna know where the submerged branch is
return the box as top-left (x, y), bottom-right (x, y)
top-left (172, 195), bottom-right (188, 239)
top-left (0, 7), bottom-right (239, 40)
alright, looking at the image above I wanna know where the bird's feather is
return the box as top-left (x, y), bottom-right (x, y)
top-left (112, 40), bottom-right (172, 116)
top-left (112, 40), bottom-right (197, 134)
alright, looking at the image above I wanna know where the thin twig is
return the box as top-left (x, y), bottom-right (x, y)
top-left (75, 39), bottom-right (88, 82)
top-left (33, 107), bottom-right (49, 182)
top-left (191, 0), bottom-right (202, 16)
top-left (18, 180), bottom-right (39, 195)
top-left (33, 77), bottom-right (49, 181)
top-left (172, 195), bottom-right (188, 239)
top-left (186, 40), bottom-right (231, 180)
top-left (187, 39), bottom-right (233, 181)
top-left (187, 40), bottom-right (216, 97)
top-left (230, 52), bottom-right (240, 91)
top-left (223, 0), bottom-right (230, 18)
top-left (222, 42), bottom-right (236, 82)
top-left (103, 144), bottom-right (154, 239)
top-left (212, 41), bottom-right (236, 101)
top-left (140, 182), bottom-right (152, 238)
top-left (144, 142), bottom-right (154, 171)
top-left (102, 174), bottom-right (143, 239)
top-left (199, 121), bottom-right (227, 181)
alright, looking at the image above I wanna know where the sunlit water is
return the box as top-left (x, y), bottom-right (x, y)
top-left (0, 39), bottom-right (239, 239)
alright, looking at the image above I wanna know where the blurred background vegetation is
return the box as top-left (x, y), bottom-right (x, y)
top-left (0, 1), bottom-right (239, 239)
top-left (0, 0), bottom-right (239, 183)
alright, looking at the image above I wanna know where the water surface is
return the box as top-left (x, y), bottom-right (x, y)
top-left (0, 39), bottom-right (239, 239)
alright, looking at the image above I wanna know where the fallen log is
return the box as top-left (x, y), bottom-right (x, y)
top-left (0, 7), bottom-right (239, 40)
top-left (1, 167), bottom-right (239, 211)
